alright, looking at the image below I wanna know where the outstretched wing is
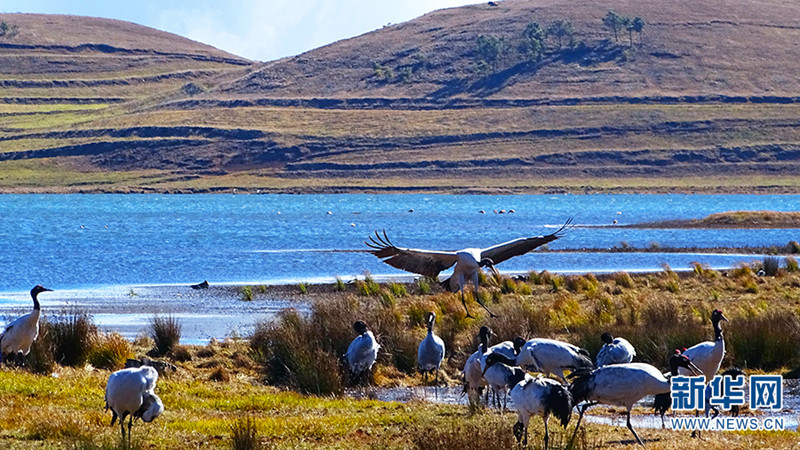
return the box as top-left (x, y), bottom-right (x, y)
top-left (480, 217), bottom-right (573, 265)
top-left (365, 230), bottom-right (458, 278)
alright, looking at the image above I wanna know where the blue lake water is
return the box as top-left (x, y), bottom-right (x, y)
top-left (0, 194), bottom-right (798, 293)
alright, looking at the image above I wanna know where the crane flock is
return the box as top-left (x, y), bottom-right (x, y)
top-left (0, 219), bottom-right (748, 447)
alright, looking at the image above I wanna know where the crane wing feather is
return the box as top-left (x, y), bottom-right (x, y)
top-left (365, 230), bottom-right (458, 277)
top-left (481, 217), bottom-right (573, 265)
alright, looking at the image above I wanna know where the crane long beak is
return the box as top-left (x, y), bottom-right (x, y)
top-left (720, 314), bottom-right (730, 322)
top-left (43, 287), bottom-right (54, 292)
top-left (688, 361), bottom-right (702, 376)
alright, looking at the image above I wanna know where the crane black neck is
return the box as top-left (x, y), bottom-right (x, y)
top-left (712, 317), bottom-right (723, 341)
top-left (32, 292), bottom-right (40, 311)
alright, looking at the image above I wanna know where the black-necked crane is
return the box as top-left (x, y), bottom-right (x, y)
top-left (506, 358), bottom-right (573, 449)
top-left (515, 337), bottom-right (593, 382)
top-left (365, 218), bottom-right (572, 318)
top-left (105, 365), bottom-right (164, 446)
top-left (463, 326), bottom-right (517, 405)
top-left (481, 352), bottom-right (529, 411)
top-left (0, 285), bottom-right (52, 366)
top-left (345, 320), bottom-right (380, 385)
top-left (417, 311), bottom-right (445, 383)
top-left (595, 332), bottom-right (636, 368)
top-left (570, 352), bottom-right (702, 446)
top-left (678, 309), bottom-right (729, 382)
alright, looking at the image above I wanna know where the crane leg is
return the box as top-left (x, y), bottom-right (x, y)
top-left (568, 402), bottom-right (595, 446)
top-left (474, 288), bottom-right (498, 318)
top-left (626, 410), bottom-right (645, 446)
top-left (460, 291), bottom-right (474, 318)
top-left (543, 416), bottom-right (549, 450)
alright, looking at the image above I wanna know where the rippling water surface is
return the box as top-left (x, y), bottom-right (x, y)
top-left (0, 193), bottom-right (798, 292)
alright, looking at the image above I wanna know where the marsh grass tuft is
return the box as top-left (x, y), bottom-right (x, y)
top-left (250, 309), bottom-right (344, 395)
top-left (48, 309), bottom-right (99, 367)
top-left (298, 282), bottom-right (308, 294)
top-left (239, 286), bottom-right (254, 301)
top-left (150, 315), bottom-right (182, 357)
top-left (417, 277), bottom-right (432, 294)
top-left (762, 256), bottom-right (780, 276)
top-left (389, 282), bottom-right (407, 297)
top-left (334, 277), bottom-right (346, 291)
top-left (230, 416), bottom-right (262, 450)
top-left (786, 256), bottom-right (799, 272)
top-left (88, 332), bottom-right (133, 370)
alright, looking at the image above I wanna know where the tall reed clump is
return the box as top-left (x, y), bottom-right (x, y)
top-left (47, 309), bottom-right (99, 367)
top-left (230, 416), bottom-right (262, 450)
top-left (149, 315), bottom-right (182, 357)
top-left (88, 332), bottom-right (134, 370)
top-left (728, 308), bottom-right (800, 371)
top-left (250, 309), bottom-right (344, 395)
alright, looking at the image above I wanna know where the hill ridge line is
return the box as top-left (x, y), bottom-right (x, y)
top-left (0, 42), bottom-right (251, 66)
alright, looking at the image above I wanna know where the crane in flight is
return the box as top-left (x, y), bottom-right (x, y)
top-left (365, 218), bottom-right (572, 318)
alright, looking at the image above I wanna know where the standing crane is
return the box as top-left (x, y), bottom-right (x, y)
top-left (0, 285), bottom-right (52, 366)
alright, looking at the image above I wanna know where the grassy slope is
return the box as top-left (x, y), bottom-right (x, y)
top-left (2, 1), bottom-right (800, 192)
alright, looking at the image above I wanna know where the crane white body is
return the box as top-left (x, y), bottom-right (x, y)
top-left (345, 321), bottom-right (380, 385)
top-left (596, 335), bottom-right (636, 368)
top-left (417, 312), bottom-right (445, 382)
top-left (511, 374), bottom-right (573, 449)
top-left (570, 355), bottom-right (701, 446)
top-left (678, 309), bottom-right (729, 382)
top-left (105, 366), bottom-right (164, 442)
top-left (0, 286), bottom-right (52, 365)
top-left (516, 338), bottom-right (593, 381)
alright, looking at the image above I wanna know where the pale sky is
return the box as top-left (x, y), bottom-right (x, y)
top-left (0, 0), bottom-right (478, 61)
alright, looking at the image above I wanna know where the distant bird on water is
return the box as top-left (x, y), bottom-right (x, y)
top-left (105, 366), bottom-right (164, 445)
top-left (417, 311), bottom-right (445, 383)
top-left (345, 320), bottom-right (380, 385)
top-left (365, 218), bottom-right (572, 318)
top-left (0, 285), bottom-right (52, 366)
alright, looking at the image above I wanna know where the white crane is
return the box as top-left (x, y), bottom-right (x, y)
top-left (678, 309), bottom-right (729, 382)
top-left (345, 320), bottom-right (380, 385)
top-left (515, 337), bottom-right (593, 382)
top-left (0, 285), bottom-right (52, 366)
top-left (417, 311), bottom-right (445, 383)
top-left (365, 219), bottom-right (572, 318)
top-left (508, 367), bottom-right (573, 449)
top-left (570, 353), bottom-right (702, 446)
top-left (105, 366), bottom-right (164, 445)
top-left (595, 332), bottom-right (636, 368)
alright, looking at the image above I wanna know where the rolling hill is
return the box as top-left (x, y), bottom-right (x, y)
top-left (2, 0), bottom-right (800, 193)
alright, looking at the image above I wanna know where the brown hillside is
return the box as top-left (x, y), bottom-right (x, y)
top-left (2, 5), bottom-right (800, 194)
top-left (221, 0), bottom-right (800, 99)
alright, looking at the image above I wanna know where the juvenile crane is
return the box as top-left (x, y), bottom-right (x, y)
top-left (345, 320), bottom-right (380, 385)
top-left (105, 366), bottom-right (164, 445)
top-left (570, 353), bottom-right (702, 446)
top-left (595, 332), bottom-right (636, 368)
top-left (678, 309), bottom-right (729, 382)
top-left (417, 311), bottom-right (445, 383)
top-left (0, 285), bottom-right (52, 366)
top-left (365, 218), bottom-right (572, 318)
